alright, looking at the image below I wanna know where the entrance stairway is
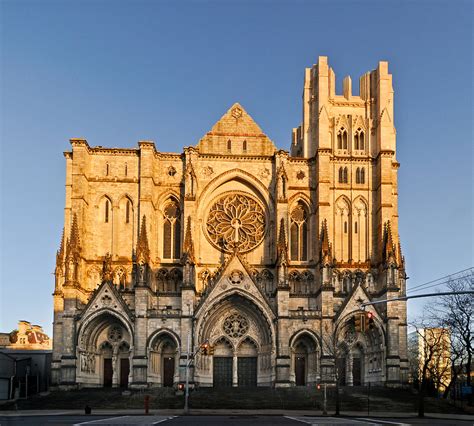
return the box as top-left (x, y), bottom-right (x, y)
top-left (0, 386), bottom-right (465, 413)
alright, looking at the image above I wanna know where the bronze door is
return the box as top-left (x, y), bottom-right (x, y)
top-left (120, 358), bottom-right (129, 388)
top-left (213, 357), bottom-right (233, 387)
top-left (163, 356), bottom-right (175, 387)
top-left (238, 357), bottom-right (257, 387)
top-left (103, 358), bottom-right (113, 387)
top-left (295, 356), bottom-right (306, 386)
top-left (352, 357), bottom-right (361, 385)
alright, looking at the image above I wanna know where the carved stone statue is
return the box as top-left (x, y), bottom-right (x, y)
top-left (102, 252), bottom-right (113, 283)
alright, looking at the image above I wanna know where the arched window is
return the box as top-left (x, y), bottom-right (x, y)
top-left (243, 140), bottom-right (247, 152)
top-left (163, 199), bottom-right (181, 259)
top-left (290, 202), bottom-right (309, 261)
top-left (338, 167), bottom-right (344, 183)
top-left (344, 221), bottom-right (348, 233)
top-left (342, 130), bottom-right (348, 149)
top-left (356, 168), bottom-right (360, 184)
top-left (105, 199), bottom-right (110, 223)
top-left (337, 128), bottom-right (348, 150)
top-left (354, 128), bottom-right (365, 150)
top-left (106, 163), bottom-right (109, 176)
top-left (360, 168), bottom-right (365, 184)
top-left (355, 221), bottom-right (358, 233)
top-left (289, 271), bottom-right (301, 294)
top-left (343, 167), bottom-right (348, 183)
top-left (125, 199), bottom-right (131, 224)
top-left (125, 163), bottom-right (128, 177)
top-left (227, 139), bottom-right (232, 152)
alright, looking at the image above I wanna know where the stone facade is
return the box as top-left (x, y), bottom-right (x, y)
top-left (52, 56), bottom-right (408, 389)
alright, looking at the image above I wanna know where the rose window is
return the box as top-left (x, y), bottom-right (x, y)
top-left (206, 193), bottom-right (265, 253)
top-left (108, 325), bottom-right (123, 343)
top-left (223, 314), bottom-right (249, 338)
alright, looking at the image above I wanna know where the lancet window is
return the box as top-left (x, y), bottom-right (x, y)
top-left (354, 128), bottom-right (365, 150)
top-left (163, 199), bottom-right (181, 260)
top-left (356, 168), bottom-right (365, 184)
top-left (290, 202), bottom-right (309, 261)
top-left (337, 128), bottom-right (348, 149)
top-left (338, 167), bottom-right (349, 184)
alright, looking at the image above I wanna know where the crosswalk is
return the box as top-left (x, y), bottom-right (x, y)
top-left (285, 416), bottom-right (410, 426)
top-left (74, 415), bottom-right (177, 425)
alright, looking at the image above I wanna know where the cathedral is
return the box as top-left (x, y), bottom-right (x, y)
top-left (52, 56), bottom-right (408, 390)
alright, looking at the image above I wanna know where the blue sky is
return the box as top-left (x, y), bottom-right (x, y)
top-left (1, 0), bottom-right (472, 336)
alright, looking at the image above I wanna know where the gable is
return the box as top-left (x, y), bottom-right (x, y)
top-left (195, 254), bottom-right (275, 320)
top-left (79, 281), bottom-right (134, 323)
top-left (196, 103), bottom-right (277, 156)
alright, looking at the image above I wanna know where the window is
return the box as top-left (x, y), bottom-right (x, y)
top-left (354, 128), bottom-right (365, 150)
top-left (355, 222), bottom-right (358, 233)
top-left (344, 221), bottom-right (348, 233)
top-left (356, 168), bottom-right (365, 184)
top-left (337, 128), bottom-right (348, 150)
top-left (227, 139), bottom-right (232, 152)
top-left (163, 200), bottom-right (181, 259)
top-left (126, 200), bottom-right (131, 224)
top-left (339, 167), bottom-right (348, 183)
top-left (243, 140), bottom-right (247, 152)
top-left (290, 202), bottom-right (309, 261)
top-left (106, 163), bottom-right (109, 176)
top-left (125, 163), bottom-right (128, 176)
top-left (105, 199), bottom-right (110, 223)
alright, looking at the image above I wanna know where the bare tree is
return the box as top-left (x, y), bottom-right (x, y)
top-left (410, 321), bottom-right (451, 417)
top-left (426, 271), bottom-right (473, 403)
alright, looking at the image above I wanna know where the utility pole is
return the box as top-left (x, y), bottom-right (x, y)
top-left (184, 333), bottom-right (190, 414)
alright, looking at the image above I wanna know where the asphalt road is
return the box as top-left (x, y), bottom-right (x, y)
top-left (0, 415), bottom-right (473, 425)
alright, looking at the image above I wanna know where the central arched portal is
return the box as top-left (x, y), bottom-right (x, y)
top-left (196, 294), bottom-right (273, 387)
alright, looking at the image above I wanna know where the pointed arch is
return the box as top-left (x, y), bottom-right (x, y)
top-left (161, 197), bottom-right (181, 260)
top-left (289, 201), bottom-right (309, 261)
top-left (353, 196), bottom-right (368, 263)
top-left (335, 196), bottom-right (351, 262)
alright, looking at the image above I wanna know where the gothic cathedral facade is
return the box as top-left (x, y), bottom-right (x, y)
top-left (52, 57), bottom-right (408, 389)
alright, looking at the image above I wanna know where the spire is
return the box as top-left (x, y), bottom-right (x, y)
top-left (56, 228), bottom-right (65, 268)
top-left (136, 216), bottom-right (150, 264)
top-left (66, 214), bottom-right (81, 260)
top-left (277, 218), bottom-right (289, 266)
top-left (64, 214), bottom-right (81, 285)
top-left (320, 219), bottom-right (333, 265)
top-left (181, 216), bottom-right (195, 264)
top-left (382, 221), bottom-right (397, 266)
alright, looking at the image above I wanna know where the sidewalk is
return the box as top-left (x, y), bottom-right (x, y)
top-left (0, 408), bottom-right (473, 421)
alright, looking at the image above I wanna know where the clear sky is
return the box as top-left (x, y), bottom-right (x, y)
top-left (1, 0), bottom-right (472, 336)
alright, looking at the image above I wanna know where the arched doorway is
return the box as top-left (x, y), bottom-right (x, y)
top-left (148, 333), bottom-right (179, 387)
top-left (237, 337), bottom-right (258, 387)
top-left (196, 293), bottom-right (273, 387)
top-left (77, 312), bottom-right (133, 388)
top-left (291, 332), bottom-right (319, 386)
top-left (212, 337), bottom-right (233, 388)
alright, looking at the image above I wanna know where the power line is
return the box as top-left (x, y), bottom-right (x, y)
top-left (360, 291), bottom-right (474, 308)
top-left (406, 267), bottom-right (473, 294)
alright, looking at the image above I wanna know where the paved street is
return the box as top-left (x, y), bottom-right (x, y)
top-left (1, 415), bottom-right (473, 425)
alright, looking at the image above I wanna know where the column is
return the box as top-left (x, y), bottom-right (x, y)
top-left (346, 355), bottom-right (353, 386)
top-left (233, 353), bottom-right (238, 387)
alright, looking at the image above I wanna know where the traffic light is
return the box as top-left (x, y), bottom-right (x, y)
top-left (178, 383), bottom-right (184, 391)
top-left (316, 383), bottom-right (321, 390)
top-left (200, 342), bottom-right (209, 355)
top-left (366, 311), bottom-right (375, 330)
top-left (354, 314), bottom-right (366, 332)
